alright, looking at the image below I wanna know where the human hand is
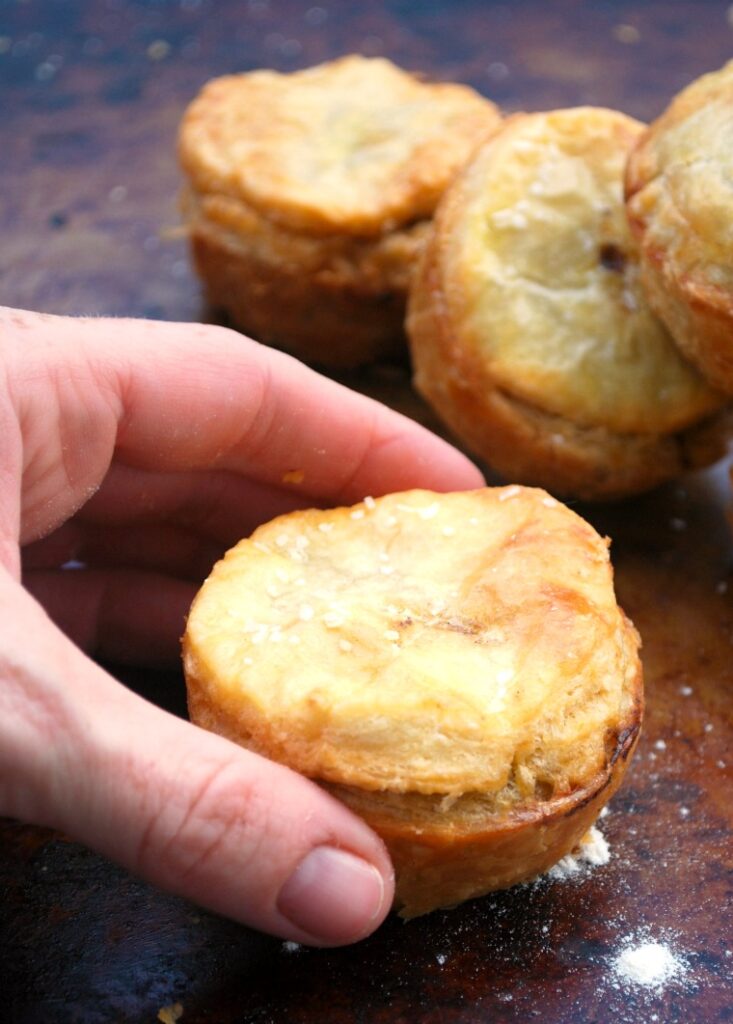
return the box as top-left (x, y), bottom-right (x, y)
top-left (0, 306), bottom-right (483, 945)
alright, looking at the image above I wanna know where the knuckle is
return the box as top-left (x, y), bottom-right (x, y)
top-left (136, 755), bottom-right (272, 884)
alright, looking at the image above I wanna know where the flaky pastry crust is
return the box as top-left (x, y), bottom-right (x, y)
top-left (184, 487), bottom-right (642, 915)
top-left (626, 61), bottom-right (733, 393)
top-left (408, 107), bottom-right (729, 500)
top-left (183, 188), bottom-right (431, 367)
top-left (178, 56), bottom-right (500, 367)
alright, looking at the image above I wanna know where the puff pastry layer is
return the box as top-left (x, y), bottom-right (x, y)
top-left (408, 107), bottom-right (728, 499)
top-left (184, 487), bottom-right (642, 915)
top-left (179, 56), bottom-right (499, 367)
top-left (626, 61), bottom-right (733, 393)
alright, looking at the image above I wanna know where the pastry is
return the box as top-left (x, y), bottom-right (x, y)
top-left (178, 55), bottom-right (500, 368)
top-left (407, 107), bottom-right (728, 500)
top-left (183, 486), bottom-right (642, 917)
top-left (626, 61), bottom-right (733, 393)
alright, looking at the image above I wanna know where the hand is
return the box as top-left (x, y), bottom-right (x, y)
top-left (0, 306), bottom-right (483, 946)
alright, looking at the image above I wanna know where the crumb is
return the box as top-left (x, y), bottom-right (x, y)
top-left (157, 1004), bottom-right (184, 1024)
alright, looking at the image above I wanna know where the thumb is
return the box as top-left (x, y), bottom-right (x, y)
top-left (0, 572), bottom-right (394, 946)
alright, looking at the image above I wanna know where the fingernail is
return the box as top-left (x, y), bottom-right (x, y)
top-left (277, 846), bottom-right (386, 945)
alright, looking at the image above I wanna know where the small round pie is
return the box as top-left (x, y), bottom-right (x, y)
top-left (179, 55), bottom-right (499, 368)
top-left (626, 61), bottom-right (733, 393)
top-left (407, 107), bottom-right (728, 500)
top-left (183, 487), bottom-right (642, 917)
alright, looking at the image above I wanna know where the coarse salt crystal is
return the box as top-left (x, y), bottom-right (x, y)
top-left (351, 509), bottom-right (365, 520)
top-left (492, 208), bottom-right (528, 230)
top-left (364, 495), bottom-right (376, 510)
top-left (299, 604), bottom-right (314, 621)
top-left (499, 485), bottom-right (522, 501)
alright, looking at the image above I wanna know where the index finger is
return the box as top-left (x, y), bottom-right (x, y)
top-left (89, 316), bottom-right (485, 502)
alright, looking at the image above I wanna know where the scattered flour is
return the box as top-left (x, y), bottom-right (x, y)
top-left (611, 936), bottom-right (687, 992)
top-left (546, 825), bottom-right (610, 880)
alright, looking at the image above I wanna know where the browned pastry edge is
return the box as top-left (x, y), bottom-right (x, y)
top-left (407, 238), bottom-right (732, 500)
top-left (189, 655), bottom-right (642, 919)
top-left (190, 231), bottom-right (410, 369)
top-left (328, 669), bottom-right (641, 918)
top-left (626, 195), bottom-right (733, 394)
top-left (625, 66), bottom-right (733, 396)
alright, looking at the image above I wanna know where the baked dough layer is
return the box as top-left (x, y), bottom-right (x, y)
top-left (179, 55), bottom-right (498, 235)
top-left (178, 56), bottom-right (500, 367)
top-left (184, 488), bottom-right (642, 912)
top-left (183, 188), bottom-right (430, 367)
top-left (408, 107), bottom-right (728, 499)
top-left (626, 61), bottom-right (733, 393)
top-left (184, 487), bottom-right (638, 796)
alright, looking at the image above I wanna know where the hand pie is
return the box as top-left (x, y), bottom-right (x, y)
top-left (179, 55), bottom-right (499, 368)
top-left (407, 107), bottom-right (728, 500)
top-left (626, 61), bottom-right (733, 393)
top-left (183, 487), bottom-right (642, 918)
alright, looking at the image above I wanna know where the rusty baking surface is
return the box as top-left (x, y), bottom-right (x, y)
top-left (1, 1), bottom-right (732, 1022)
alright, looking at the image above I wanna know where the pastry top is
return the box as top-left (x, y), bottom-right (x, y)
top-left (183, 487), bottom-right (641, 801)
top-left (430, 107), bottom-right (721, 435)
top-left (179, 55), bottom-right (499, 236)
top-left (626, 60), bottom-right (733, 312)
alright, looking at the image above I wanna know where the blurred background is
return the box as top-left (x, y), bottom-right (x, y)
top-left (2, 0), bottom-right (733, 324)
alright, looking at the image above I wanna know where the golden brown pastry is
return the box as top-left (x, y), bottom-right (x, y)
top-left (179, 55), bottom-right (500, 368)
top-left (183, 487), bottom-right (642, 917)
top-left (407, 107), bottom-right (729, 501)
top-left (626, 61), bottom-right (733, 393)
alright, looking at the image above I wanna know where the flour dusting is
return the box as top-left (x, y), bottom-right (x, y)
top-left (546, 825), bottom-right (610, 880)
top-left (611, 937), bottom-right (687, 992)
